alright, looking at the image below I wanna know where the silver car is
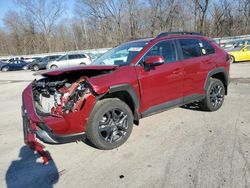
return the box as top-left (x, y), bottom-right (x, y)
top-left (46, 53), bottom-right (92, 69)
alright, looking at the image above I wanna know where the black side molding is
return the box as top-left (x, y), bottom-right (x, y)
top-left (109, 84), bottom-right (140, 125)
top-left (204, 67), bottom-right (229, 91)
top-left (141, 94), bottom-right (203, 118)
top-left (109, 84), bottom-right (140, 109)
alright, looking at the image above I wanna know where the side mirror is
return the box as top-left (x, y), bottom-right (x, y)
top-left (145, 55), bottom-right (165, 66)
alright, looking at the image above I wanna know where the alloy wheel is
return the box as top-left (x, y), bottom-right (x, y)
top-left (98, 108), bottom-right (129, 143)
top-left (2, 67), bottom-right (9, 72)
top-left (209, 83), bottom-right (224, 108)
top-left (33, 65), bottom-right (39, 71)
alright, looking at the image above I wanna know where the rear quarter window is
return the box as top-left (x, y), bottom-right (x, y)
top-left (201, 40), bottom-right (215, 55)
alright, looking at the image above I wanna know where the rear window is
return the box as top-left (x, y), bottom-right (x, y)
top-left (179, 39), bottom-right (202, 59)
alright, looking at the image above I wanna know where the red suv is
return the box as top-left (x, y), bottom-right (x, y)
top-left (22, 32), bottom-right (230, 152)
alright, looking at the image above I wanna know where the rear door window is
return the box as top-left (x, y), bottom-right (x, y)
top-left (179, 39), bottom-right (203, 59)
top-left (78, 54), bottom-right (86, 58)
top-left (68, 54), bottom-right (79, 60)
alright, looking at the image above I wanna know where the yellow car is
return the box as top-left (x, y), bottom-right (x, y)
top-left (228, 45), bottom-right (250, 63)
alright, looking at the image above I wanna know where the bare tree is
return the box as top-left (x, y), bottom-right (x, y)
top-left (16, 0), bottom-right (64, 52)
top-left (1, 0), bottom-right (250, 56)
top-left (191, 0), bottom-right (209, 33)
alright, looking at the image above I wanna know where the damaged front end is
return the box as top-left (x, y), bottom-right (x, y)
top-left (34, 76), bottom-right (90, 118)
top-left (22, 66), bottom-right (116, 163)
top-left (22, 76), bottom-right (97, 163)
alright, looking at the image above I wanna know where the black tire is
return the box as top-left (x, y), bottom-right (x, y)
top-left (86, 98), bottom-right (133, 150)
top-left (231, 55), bottom-right (235, 63)
top-left (50, 65), bottom-right (58, 69)
top-left (80, 62), bottom-right (86, 65)
top-left (23, 66), bottom-right (28, 70)
top-left (1, 66), bottom-right (9, 72)
top-left (32, 65), bottom-right (39, 71)
top-left (200, 78), bottom-right (225, 111)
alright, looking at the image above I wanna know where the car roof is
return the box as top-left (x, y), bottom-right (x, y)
top-left (126, 38), bottom-right (153, 44)
top-left (154, 34), bottom-right (211, 41)
top-left (126, 35), bottom-right (211, 45)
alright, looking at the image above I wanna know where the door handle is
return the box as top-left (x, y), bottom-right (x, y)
top-left (173, 68), bottom-right (182, 74)
top-left (204, 61), bottom-right (212, 65)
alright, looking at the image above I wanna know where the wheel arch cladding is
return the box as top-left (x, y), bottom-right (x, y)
top-left (100, 84), bottom-right (140, 125)
top-left (204, 68), bottom-right (228, 95)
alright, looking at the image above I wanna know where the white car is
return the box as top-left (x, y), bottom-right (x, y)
top-left (46, 53), bottom-right (91, 69)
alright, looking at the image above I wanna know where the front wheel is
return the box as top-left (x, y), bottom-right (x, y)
top-left (231, 55), bottom-right (235, 63)
top-left (1, 67), bottom-right (9, 72)
top-left (50, 65), bottom-right (58, 69)
top-left (200, 78), bottom-right (225, 111)
top-left (86, 98), bottom-right (133, 150)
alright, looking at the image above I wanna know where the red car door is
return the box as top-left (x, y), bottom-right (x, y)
top-left (135, 40), bottom-right (184, 114)
top-left (178, 39), bottom-right (216, 98)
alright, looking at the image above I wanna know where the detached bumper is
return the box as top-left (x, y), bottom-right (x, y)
top-left (22, 105), bottom-right (51, 164)
top-left (22, 107), bottom-right (86, 145)
top-left (22, 107), bottom-right (59, 144)
top-left (22, 85), bottom-right (86, 144)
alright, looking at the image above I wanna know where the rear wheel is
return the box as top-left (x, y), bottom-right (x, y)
top-left (1, 67), bottom-right (9, 72)
top-left (80, 62), bottom-right (86, 65)
top-left (23, 66), bottom-right (28, 70)
top-left (86, 98), bottom-right (133, 150)
top-left (200, 78), bottom-right (225, 111)
top-left (32, 65), bottom-right (39, 71)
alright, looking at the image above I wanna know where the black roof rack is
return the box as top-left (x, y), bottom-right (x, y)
top-left (156, 32), bottom-right (203, 38)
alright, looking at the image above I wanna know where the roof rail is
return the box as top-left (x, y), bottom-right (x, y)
top-left (156, 32), bottom-right (203, 38)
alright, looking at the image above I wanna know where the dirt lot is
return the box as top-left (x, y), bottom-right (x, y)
top-left (0, 63), bottom-right (250, 188)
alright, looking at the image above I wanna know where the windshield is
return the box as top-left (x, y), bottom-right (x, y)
top-left (92, 41), bottom-right (149, 66)
top-left (240, 46), bottom-right (246, 51)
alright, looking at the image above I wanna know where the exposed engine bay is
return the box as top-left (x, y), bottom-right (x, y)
top-left (33, 76), bottom-right (91, 117)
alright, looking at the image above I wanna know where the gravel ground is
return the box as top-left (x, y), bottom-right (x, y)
top-left (0, 63), bottom-right (250, 188)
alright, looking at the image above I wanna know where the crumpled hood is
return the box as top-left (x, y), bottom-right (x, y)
top-left (34, 65), bottom-right (118, 77)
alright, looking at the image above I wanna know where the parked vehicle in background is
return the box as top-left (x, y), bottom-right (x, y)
top-left (89, 53), bottom-right (105, 62)
top-left (22, 32), bottom-right (230, 154)
top-left (222, 39), bottom-right (250, 50)
top-left (29, 55), bottom-right (61, 71)
top-left (46, 53), bottom-right (91, 69)
top-left (0, 58), bottom-right (8, 62)
top-left (236, 39), bottom-right (250, 47)
top-left (0, 60), bottom-right (7, 69)
top-left (23, 57), bottom-right (35, 63)
top-left (228, 45), bottom-right (250, 62)
top-left (222, 41), bottom-right (237, 50)
top-left (1, 60), bottom-right (29, 71)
